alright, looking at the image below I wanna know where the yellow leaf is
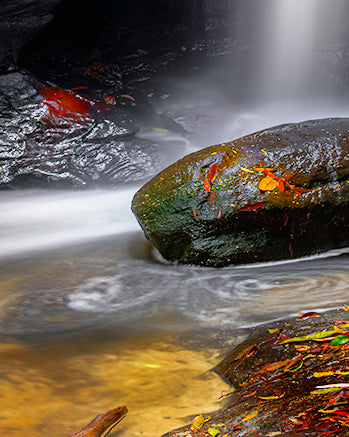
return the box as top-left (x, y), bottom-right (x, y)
top-left (268, 328), bottom-right (279, 334)
top-left (314, 371), bottom-right (349, 377)
top-left (191, 414), bottom-right (204, 430)
top-left (289, 417), bottom-right (303, 425)
top-left (190, 414), bottom-right (210, 431)
top-left (258, 392), bottom-right (285, 400)
top-left (240, 166), bottom-right (255, 173)
top-left (236, 410), bottom-right (258, 425)
top-left (259, 176), bottom-right (278, 192)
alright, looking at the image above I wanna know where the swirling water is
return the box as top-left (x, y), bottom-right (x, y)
top-left (0, 102), bottom-right (348, 436)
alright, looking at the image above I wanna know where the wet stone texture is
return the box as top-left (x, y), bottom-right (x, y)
top-left (163, 308), bottom-right (349, 437)
top-left (0, 70), bottom-right (167, 188)
top-left (0, 1), bottom-right (236, 189)
top-left (132, 118), bottom-right (349, 266)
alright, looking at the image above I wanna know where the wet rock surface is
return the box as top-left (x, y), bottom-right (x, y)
top-left (0, 1), bottom-right (236, 189)
top-left (163, 307), bottom-right (349, 436)
top-left (132, 118), bottom-right (349, 266)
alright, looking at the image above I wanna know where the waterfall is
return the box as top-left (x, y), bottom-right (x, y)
top-left (233, 0), bottom-right (349, 103)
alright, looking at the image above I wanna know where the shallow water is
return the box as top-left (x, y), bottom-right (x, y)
top-left (0, 183), bottom-right (348, 435)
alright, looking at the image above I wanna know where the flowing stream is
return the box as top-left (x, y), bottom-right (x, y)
top-left (0, 1), bottom-right (349, 436)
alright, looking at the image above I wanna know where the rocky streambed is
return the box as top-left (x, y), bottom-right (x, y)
top-left (162, 307), bottom-right (349, 436)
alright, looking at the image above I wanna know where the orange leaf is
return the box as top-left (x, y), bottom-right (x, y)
top-left (259, 176), bottom-right (278, 192)
top-left (210, 192), bottom-right (216, 202)
top-left (298, 311), bottom-right (321, 320)
top-left (255, 167), bottom-right (274, 172)
top-left (278, 181), bottom-right (285, 192)
top-left (263, 167), bottom-right (284, 182)
top-left (255, 357), bottom-right (300, 375)
top-left (294, 345), bottom-right (311, 352)
top-left (202, 179), bottom-right (211, 194)
top-left (232, 343), bottom-right (257, 362)
top-left (344, 305), bottom-right (349, 311)
top-left (120, 94), bottom-right (135, 101)
top-left (104, 95), bottom-right (116, 105)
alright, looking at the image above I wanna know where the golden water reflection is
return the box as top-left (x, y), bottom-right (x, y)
top-left (0, 335), bottom-right (229, 436)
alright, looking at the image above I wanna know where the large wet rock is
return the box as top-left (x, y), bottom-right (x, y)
top-left (132, 118), bottom-right (349, 266)
top-left (0, 72), bottom-right (172, 188)
top-left (163, 307), bottom-right (349, 436)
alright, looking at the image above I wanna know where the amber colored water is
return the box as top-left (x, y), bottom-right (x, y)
top-left (0, 334), bottom-right (229, 436)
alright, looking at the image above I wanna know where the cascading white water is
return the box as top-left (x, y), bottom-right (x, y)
top-left (0, 188), bottom-right (139, 258)
top-left (234, 0), bottom-right (348, 103)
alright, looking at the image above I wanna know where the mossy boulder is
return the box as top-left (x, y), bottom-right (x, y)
top-left (132, 118), bottom-right (349, 266)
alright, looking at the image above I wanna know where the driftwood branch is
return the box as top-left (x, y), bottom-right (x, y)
top-left (68, 406), bottom-right (127, 437)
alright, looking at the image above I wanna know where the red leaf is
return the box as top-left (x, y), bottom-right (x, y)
top-left (238, 201), bottom-right (267, 212)
top-left (263, 167), bottom-right (284, 182)
top-left (210, 192), bottom-right (216, 202)
top-left (193, 209), bottom-right (197, 220)
top-left (207, 163), bottom-right (218, 183)
top-left (201, 179), bottom-right (211, 194)
top-left (38, 86), bottom-right (93, 125)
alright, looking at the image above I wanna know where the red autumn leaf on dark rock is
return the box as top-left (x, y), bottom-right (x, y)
top-left (207, 163), bottom-right (219, 183)
top-left (38, 86), bottom-right (94, 125)
top-left (238, 201), bottom-right (267, 212)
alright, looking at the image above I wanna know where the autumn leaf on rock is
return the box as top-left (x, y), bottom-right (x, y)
top-left (235, 410), bottom-right (258, 426)
top-left (207, 163), bottom-right (219, 183)
top-left (191, 414), bottom-right (205, 431)
top-left (238, 201), bottom-right (267, 212)
top-left (259, 176), bottom-right (278, 192)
